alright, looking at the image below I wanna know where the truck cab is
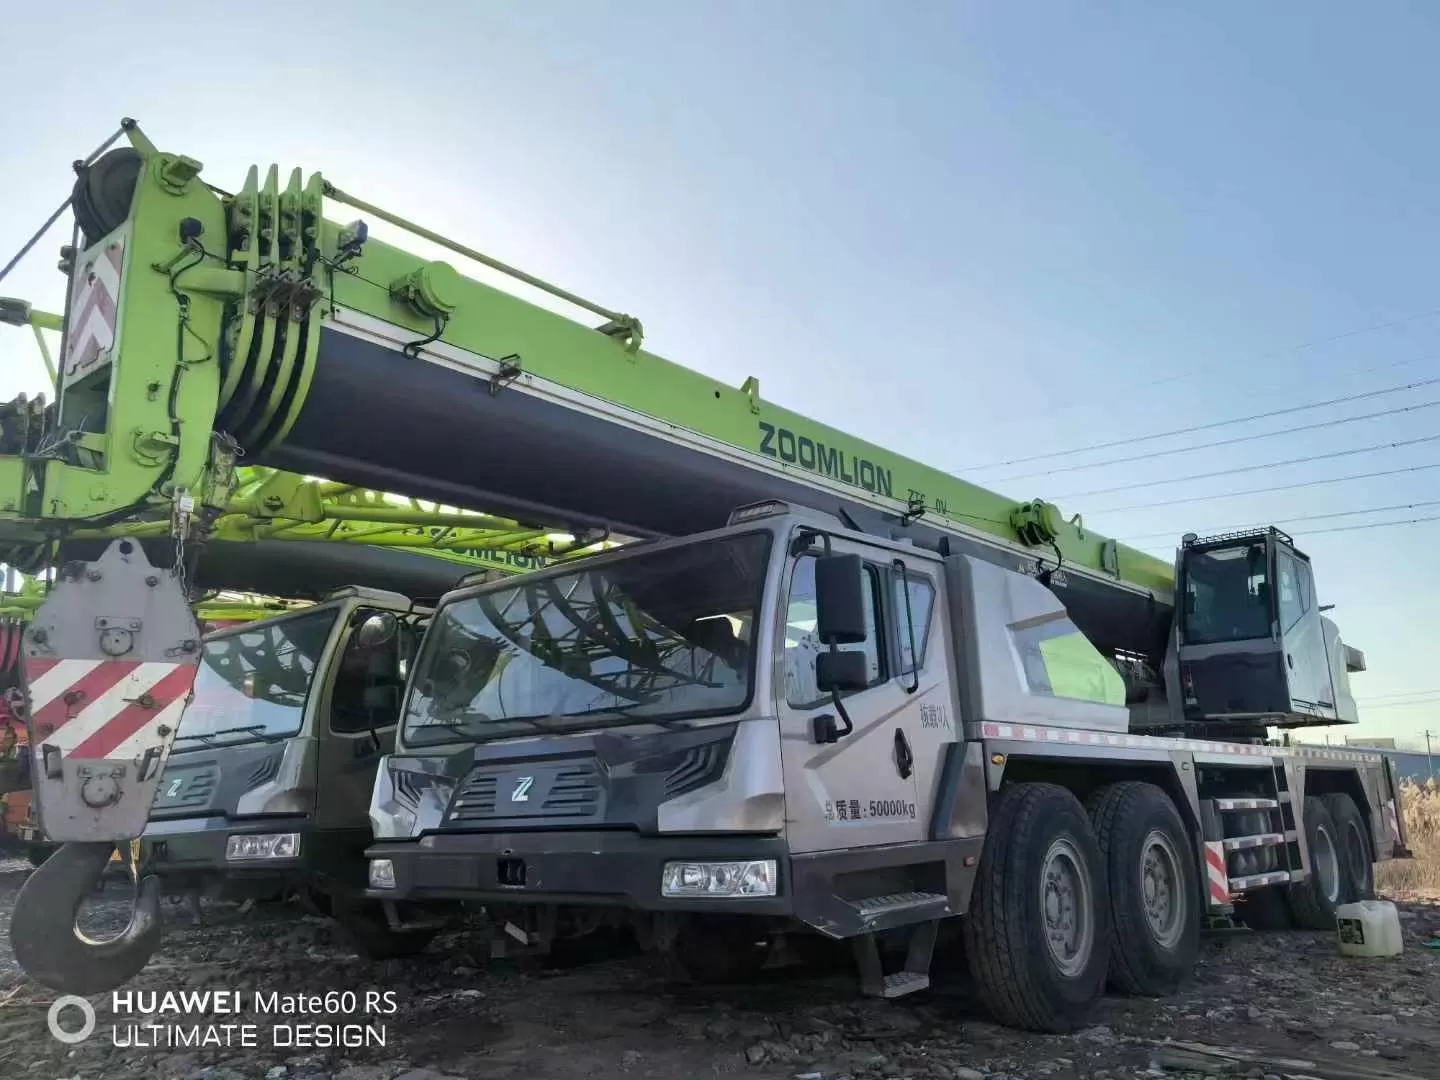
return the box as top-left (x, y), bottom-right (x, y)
top-left (142, 586), bottom-right (436, 955)
top-left (363, 500), bottom-right (1104, 977)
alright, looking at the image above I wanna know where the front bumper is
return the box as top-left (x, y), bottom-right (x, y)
top-left (365, 830), bottom-right (792, 916)
top-left (141, 814), bottom-right (311, 893)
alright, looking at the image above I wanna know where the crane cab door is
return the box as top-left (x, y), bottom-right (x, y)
top-left (1274, 547), bottom-right (1336, 716)
top-left (776, 536), bottom-right (952, 855)
top-left (311, 606), bottom-right (421, 887)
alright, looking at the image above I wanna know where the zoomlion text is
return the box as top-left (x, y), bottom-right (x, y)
top-left (757, 422), bottom-right (894, 498)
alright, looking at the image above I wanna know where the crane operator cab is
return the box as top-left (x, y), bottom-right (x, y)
top-left (1171, 527), bottom-right (1363, 737)
top-left (140, 586), bottom-right (440, 958)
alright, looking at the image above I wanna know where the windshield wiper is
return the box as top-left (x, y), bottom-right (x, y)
top-left (172, 724), bottom-right (283, 747)
top-left (411, 706), bottom-right (687, 742)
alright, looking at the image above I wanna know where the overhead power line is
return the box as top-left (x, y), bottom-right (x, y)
top-left (992, 398), bottom-right (1440, 483)
top-left (1052, 432), bottom-right (1440, 500)
top-left (1353, 697), bottom-right (1440, 711)
top-left (1129, 305), bottom-right (1440, 394)
top-left (1121, 498), bottom-right (1440, 544)
top-left (969, 364), bottom-right (1440, 471)
top-left (1130, 513), bottom-right (1440, 552)
top-left (1048, 344), bottom-right (1436, 424)
top-left (1353, 694), bottom-right (1440, 711)
top-left (1304, 513), bottom-right (1440, 536)
top-left (1092, 460), bottom-right (1440, 515)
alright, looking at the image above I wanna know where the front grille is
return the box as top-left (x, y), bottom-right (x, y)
top-left (152, 766), bottom-right (218, 811)
top-left (447, 762), bottom-right (602, 824)
top-left (664, 742), bottom-right (725, 798)
top-left (246, 755), bottom-right (281, 788)
top-left (392, 769), bottom-right (426, 810)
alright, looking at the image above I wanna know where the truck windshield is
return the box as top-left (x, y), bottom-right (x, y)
top-left (174, 607), bottom-right (340, 748)
top-left (1182, 543), bottom-right (1272, 645)
top-left (402, 532), bottom-right (771, 746)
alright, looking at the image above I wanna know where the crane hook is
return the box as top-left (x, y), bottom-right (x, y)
top-left (10, 840), bottom-right (163, 995)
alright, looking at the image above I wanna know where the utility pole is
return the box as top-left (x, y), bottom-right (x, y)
top-left (1426, 729), bottom-right (1436, 784)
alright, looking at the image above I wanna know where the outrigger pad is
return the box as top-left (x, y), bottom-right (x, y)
top-left (20, 540), bottom-right (201, 843)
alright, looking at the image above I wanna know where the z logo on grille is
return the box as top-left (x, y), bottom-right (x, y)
top-left (510, 776), bottom-right (534, 802)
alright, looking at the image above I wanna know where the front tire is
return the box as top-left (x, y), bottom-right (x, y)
top-left (961, 782), bottom-right (1109, 1033)
top-left (1086, 781), bottom-right (1200, 996)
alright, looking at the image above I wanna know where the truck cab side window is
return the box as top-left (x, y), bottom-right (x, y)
top-left (330, 611), bottom-right (415, 735)
top-left (783, 555), bottom-right (882, 709)
top-left (893, 575), bottom-right (935, 675)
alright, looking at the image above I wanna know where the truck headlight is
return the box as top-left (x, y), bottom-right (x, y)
top-left (225, 832), bottom-right (300, 861)
top-left (661, 859), bottom-right (777, 898)
top-left (369, 858), bottom-right (396, 889)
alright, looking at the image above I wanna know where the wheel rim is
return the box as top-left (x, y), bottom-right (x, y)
top-left (1040, 836), bottom-right (1094, 978)
top-left (1139, 828), bottom-right (1185, 949)
top-left (1312, 823), bottom-right (1340, 903)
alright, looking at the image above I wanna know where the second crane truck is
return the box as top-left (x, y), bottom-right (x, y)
top-left (1, 121), bottom-right (1412, 1033)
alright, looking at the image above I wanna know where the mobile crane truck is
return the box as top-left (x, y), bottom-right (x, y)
top-left (1, 121), bottom-right (1412, 1033)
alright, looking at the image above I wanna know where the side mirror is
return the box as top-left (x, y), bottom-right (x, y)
top-left (816, 650), bottom-right (869, 693)
top-left (357, 611), bottom-right (399, 648)
top-left (814, 553), bottom-right (868, 644)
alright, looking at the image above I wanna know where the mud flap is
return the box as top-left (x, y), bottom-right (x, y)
top-left (20, 540), bottom-right (201, 842)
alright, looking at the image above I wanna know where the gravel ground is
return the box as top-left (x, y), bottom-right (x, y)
top-left (0, 860), bottom-right (1437, 1080)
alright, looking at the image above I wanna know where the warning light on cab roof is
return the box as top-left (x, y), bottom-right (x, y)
top-left (727, 500), bottom-right (792, 525)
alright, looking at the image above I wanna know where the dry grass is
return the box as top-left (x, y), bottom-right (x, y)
top-left (1376, 779), bottom-right (1440, 896)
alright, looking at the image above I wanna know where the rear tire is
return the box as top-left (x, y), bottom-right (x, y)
top-left (1322, 793), bottom-right (1374, 902)
top-left (1086, 781), bottom-right (1199, 996)
top-left (961, 782), bottom-right (1109, 1033)
top-left (1288, 795), bottom-right (1343, 930)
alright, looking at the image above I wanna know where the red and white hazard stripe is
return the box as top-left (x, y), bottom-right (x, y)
top-left (22, 657), bottom-right (195, 761)
top-left (63, 239), bottom-right (125, 385)
top-left (1203, 841), bottom-right (1231, 908)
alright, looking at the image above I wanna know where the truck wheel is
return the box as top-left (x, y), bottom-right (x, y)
top-left (668, 916), bottom-right (771, 984)
top-left (334, 899), bottom-right (437, 960)
top-left (1288, 796), bottom-right (1343, 930)
top-left (961, 782), bottom-right (1109, 1033)
top-left (1085, 782), bottom-right (1199, 997)
top-left (1322, 793), bottom-right (1374, 902)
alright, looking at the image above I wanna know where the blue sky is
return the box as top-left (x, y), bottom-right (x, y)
top-left (3, 3), bottom-right (1439, 746)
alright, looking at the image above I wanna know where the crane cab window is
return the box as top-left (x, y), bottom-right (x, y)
top-left (1182, 543), bottom-right (1272, 645)
top-left (330, 610), bottom-right (418, 735)
top-left (1277, 552), bottom-right (1312, 632)
top-left (783, 555), bottom-right (884, 709)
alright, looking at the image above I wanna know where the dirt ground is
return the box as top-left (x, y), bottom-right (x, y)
top-left (0, 863), bottom-right (1436, 1080)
